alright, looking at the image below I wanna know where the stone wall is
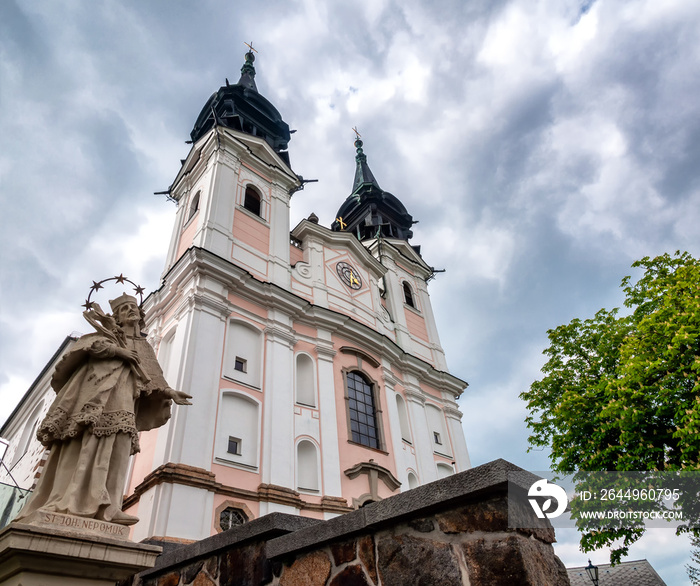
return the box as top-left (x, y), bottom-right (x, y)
top-left (124, 460), bottom-right (570, 586)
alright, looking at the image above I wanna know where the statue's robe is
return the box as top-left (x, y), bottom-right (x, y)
top-left (15, 333), bottom-right (172, 524)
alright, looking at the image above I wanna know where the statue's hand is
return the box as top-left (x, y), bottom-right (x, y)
top-left (165, 388), bottom-right (193, 405)
top-left (115, 347), bottom-right (140, 365)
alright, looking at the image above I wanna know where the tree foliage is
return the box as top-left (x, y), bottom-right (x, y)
top-left (521, 252), bottom-right (700, 566)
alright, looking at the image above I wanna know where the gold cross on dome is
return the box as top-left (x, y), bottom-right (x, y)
top-left (336, 217), bottom-right (347, 230)
top-left (244, 41), bottom-right (258, 53)
top-left (352, 126), bottom-right (361, 139)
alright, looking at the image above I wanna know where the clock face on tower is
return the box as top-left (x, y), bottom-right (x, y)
top-left (336, 262), bottom-right (362, 290)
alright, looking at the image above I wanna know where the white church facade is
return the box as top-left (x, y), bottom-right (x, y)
top-left (0, 50), bottom-right (470, 544)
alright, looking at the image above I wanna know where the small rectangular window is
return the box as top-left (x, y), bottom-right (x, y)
top-left (234, 357), bottom-right (247, 373)
top-left (227, 436), bottom-right (242, 455)
top-left (433, 432), bottom-right (442, 445)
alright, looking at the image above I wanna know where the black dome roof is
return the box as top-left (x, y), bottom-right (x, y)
top-left (331, 139), bottom-right (414, 241)
top-left (190, 51), bottom-right (291, 165)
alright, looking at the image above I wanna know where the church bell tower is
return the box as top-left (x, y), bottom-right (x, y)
top-left (124, 49), bottom-right (470, 543)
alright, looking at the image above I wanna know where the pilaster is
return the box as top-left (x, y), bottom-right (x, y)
top-left (403, 384), bottom-right (436, 484)
top-left (315, 334), bottom-right (341, 498)
top-left (135, 288), bottom-right (230, 542)
top-left (261, 323), bottom-right (297, 491)
top-left (378, 255), bottom-right (412, 350)
top-left (381, 367), bottom-right (411, 489)
top-left (162, 201), bottom-right (187, 277)
top-left (305, 235), bottom-right (330, 307)
top-left (415, 280), bottom-right (448, 371)
top-left (268, 183), bottom-right (292, 288)
top-left (444, 405), bottom-right (471, 471)
top-left (198, 151), bottom-right (239, 259)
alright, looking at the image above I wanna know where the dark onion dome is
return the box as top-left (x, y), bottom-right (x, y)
top-left (331, 138), bottom-right (414, 242)
top-left (190, 50), bottom-right (292, 167)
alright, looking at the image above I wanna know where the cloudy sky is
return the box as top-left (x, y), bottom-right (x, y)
top-left (1, 0), bottom-right (699, 582)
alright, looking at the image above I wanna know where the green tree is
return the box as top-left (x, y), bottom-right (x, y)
top-left (521, 252), bottom-right (700, 571)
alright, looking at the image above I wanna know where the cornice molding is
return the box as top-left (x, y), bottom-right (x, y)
top-left (443, 406), bottom-right (464, 421)
top-left (145, 247), bottom-right (467, 399)
top-left (403, 386), bottom-right (426, 405)
top-left (344, 460), bottom-right (401, 495)
top-left (365, 238), bottom-right (433, 279)
top-left (314, 341), bottom-right (337, 361)
top-left (123, 463), bottom-right (351, 515)
top-left (216, 147), bottom-right (242, 172)
top-left (381, 368), bottom-right (401, 388)
top-left (339, 346), bottom-right (381, 369)
top-left (264, 325), bottom-right (297, 348)
top-left (191, 292), bottom-right (234, 321)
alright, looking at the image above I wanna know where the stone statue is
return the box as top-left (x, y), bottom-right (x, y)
top-left (15, 292), bottom-right (191, 527)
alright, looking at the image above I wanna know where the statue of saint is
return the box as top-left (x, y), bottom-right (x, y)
top-left (15, 293), bottom-right (191, 526)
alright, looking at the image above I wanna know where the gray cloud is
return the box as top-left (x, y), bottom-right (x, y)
top-left (1, 1), bottom-right (698, 580)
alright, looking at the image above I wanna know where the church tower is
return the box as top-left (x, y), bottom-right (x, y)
top-left (124, 50), bottom-right (471, 543)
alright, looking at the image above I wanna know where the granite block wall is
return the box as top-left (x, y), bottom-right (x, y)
top-left (123, 460), bottom-right (570, 586)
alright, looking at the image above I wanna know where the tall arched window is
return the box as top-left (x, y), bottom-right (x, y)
top-left (346, 371), bottom-right (380, 449)
top-left (243, 185), bottom-right (262, 217)
top-left (295, 354), bottom-right (316, 407)
top-left (187, 191), bottom-right (200, 222)
top-left (402, 282), bottom-right (415, 308)
top-left (407, 471), bottom-right (419, 490)
top-left (296, 440), bottom-right (319, 492)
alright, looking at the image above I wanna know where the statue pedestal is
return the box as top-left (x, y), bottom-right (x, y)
top-left (0, 520), bottom-right (161, 586)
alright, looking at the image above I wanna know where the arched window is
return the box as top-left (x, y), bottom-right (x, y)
top-left (402, 282), bottom-right (415, 308)
top-left (407, 472), bottom-right (419, 490)
top-left (12, 402), bottom-right (44, 466)
top-left (346, 371), bottom-right (380, 449)
top-left (223, 321), bottom-right (262, 388)
top-left (243, 185), bottom-right (262, 216)
top-left (295, 354), bottom-right (316, 407)
top-left (215, 392), bottom-right (259, 469)
top-left (187, 191), bottom-right (200, 222)
top-left (158, 328), bottom-right (177, 383)
top-left (296, 440), bottom-right (319, 492)
top-left (396, 394), bottom-right (411, 443)
top-left (437, 463), bottom-right (455, 478)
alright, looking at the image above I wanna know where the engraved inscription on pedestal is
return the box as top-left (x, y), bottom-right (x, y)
top-left (22, 510), bottom-right (131, 540)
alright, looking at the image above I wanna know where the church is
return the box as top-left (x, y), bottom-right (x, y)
top-left (0, 49), bottom-right (470, 544)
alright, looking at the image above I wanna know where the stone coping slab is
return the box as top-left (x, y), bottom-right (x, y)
top-left (0, 522), bottom-right (161, 582)
top-left (267, 459), bottom-right (533, 559)
top-left (139, 512), bottom-right (321, 578)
